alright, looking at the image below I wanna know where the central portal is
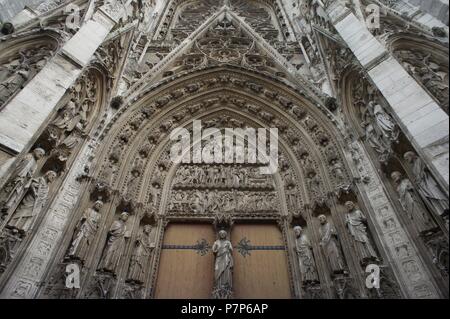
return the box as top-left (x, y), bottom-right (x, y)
top-left (154, 223), bottom-right (292, 299)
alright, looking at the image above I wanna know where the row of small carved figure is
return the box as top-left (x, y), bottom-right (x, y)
top-left (173, 165), bottom-right (274, 189)
top-left (168, 190), bottom-right (279, 214)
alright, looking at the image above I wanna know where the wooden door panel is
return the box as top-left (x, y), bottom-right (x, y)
top-left (232, 224), bottom-right (291, 299)
top-left (155, 224), bottom-right (215, 299)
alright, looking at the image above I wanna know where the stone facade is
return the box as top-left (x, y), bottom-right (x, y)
top-left (0, 0), bottom-right (448, 299)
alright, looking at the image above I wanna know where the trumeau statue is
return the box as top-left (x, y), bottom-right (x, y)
top-left (7, 171), bottom-right (57, 234)
top-left (344, 201), bottom-right (378, 265)
top-left (98, 212), bottom-right (130, 274)
top-left (403, 152), bottom-right (449, 220)
top-left (294, 226), bottom-right (319, 284)
top-left (1, 148), bottom-right (46, 216)
top-left (391, 172), bottom-right (438, 234)
top-left (212, 230), bottom-right (233, 299)
top-left (67, 201), bottom-right (104, 262)
top-left (318, 215), bottom-right (346, 274)
top-left (127, 225), bottom-right (156, 284)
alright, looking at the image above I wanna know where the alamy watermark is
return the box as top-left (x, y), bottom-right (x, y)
top-left (64, 4), bottom-right (81, 31)
top-left (66, 263), bottom-right (80, 289)
top-left (169, 121), bottom-right (279, 174)
top-left (365, 4), bottom-right (381, 30)
top-left (365, 264), bottom-right (381, 289)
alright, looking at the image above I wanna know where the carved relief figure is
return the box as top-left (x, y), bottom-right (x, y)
top-left (67, 201), bottom-right (104, 262)
top-left (0, 62), bottom-right (30, 107)
top-left (212, 230), bottom-right (233, 299)
top-left (7, 171), bottom-right (57, 234)
top-left (1, 148), bottom-right (46, 215)
top-left (344, 201), bottom-right (378, 265)
top-left (127, 225), bottom-right (156, 284)
top-left (98, 212), bottom-right (130, 274)
top-left (391, 172), bottom-right (438, 234)
top-left (368, 101), bottom-right (399, 142)
top-left (362, 122), bottom-right (390, 162)
top-left (51, 99), bottom-right (80, 132)
top-left (0, 45), bottom-right (55, 108)
top-left (403, 152), bottom-right (449, 219)
top-left (318, 215), bottom-right (346, 274)
top-left (294, 226), bottom-right (319, 284)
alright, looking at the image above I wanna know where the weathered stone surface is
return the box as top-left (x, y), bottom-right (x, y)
top-left (0, 0), bottom-right (448, 299)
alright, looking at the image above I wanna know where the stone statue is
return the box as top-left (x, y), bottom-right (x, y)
top-left (98, 212), bottom-right (130, 274)
top-left (330, 159), bottom-right (345, 183)
top-left (362, 121), bottom-right (390, 162)
top-left (7, 171), bottom-right (57, 234)
top-left (212, 230), bottom-right (233, 299)
top-left (1, 148), bottom-right (46, 215)
top-left (294, 226), bottom-right (319, 284)
top-left (318, 215), bottom-right (346, 274)
top-left (403, 152), bottom-right (449, 219)
top-left (344, 201), bottom-right (378, 265)
top-left (368, 101), bottom-right (399, 142)
top-left (391, 172), bottom-right (438, 234)
top-left (51, 99), bottom-right (79, 132)
top-left (286, 187), bottom-right (299, 211)
top-left (67, 201), bottom-right (104, 262)
top-left (127, 225), bottom-right (155, 283)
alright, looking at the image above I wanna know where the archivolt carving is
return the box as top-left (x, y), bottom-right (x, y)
top-left (389, 37), bottom-right (449, 114)
top-left (0, 34), bottom-right (60, 110)
top-left (95, 69), bottom-right (351, 214)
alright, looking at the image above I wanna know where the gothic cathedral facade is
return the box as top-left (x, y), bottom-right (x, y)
top-left (0, 0), bottom-right (448, 299)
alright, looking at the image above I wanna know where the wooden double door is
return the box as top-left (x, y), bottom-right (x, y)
top-left (155, 223), bottom-right (292, 299)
